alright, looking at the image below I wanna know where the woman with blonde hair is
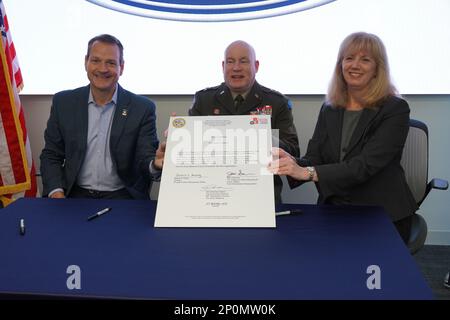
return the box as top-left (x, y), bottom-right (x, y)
top-left (269, 32), bottom-right (416, 243)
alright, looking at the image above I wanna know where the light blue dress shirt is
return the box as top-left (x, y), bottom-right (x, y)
top-left (76, 88), bottom-right (124, 191)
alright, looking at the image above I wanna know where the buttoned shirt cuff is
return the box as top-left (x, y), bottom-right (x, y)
top-left (149, 160), bottom-right (162, 182)
top-left (48, 188), bottom-right (64, 198)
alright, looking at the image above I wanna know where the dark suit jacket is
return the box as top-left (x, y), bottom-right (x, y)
top-left (40, 85), bottom-right (159, 199)
top-left (189, 81), bottom-right (300, 203)
top-left (294, 96), bottom-right (417, 221)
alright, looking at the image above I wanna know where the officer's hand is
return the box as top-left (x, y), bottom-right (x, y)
top-left (163, 112), bottom-right (177, 138)
top-left (153, 141), bottom-right (166, 170)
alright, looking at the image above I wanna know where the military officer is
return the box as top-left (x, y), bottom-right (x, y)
top-left (189, 40), bottom-right (300, 203)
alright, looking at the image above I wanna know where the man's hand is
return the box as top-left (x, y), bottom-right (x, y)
top-left (49, 191), bottom-right (65, 199)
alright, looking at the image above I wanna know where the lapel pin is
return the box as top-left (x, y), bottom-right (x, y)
top-left (121, 109), bottom-right (128, 116)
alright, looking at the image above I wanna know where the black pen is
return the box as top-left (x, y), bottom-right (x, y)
top-left (19, 218), bottom-right (25, 235)
top-left (87, 207), bottom-right (112, 221)
top-left (275, 209), bottom-right (303, 216)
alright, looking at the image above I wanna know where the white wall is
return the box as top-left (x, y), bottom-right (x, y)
top-left (8, 0), bottom-right (450, 95)
top-left (21, 94), bottom-right (450, 244)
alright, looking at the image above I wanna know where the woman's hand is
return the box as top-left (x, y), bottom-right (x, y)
top-left (268, 148), bottom-right (310, 181)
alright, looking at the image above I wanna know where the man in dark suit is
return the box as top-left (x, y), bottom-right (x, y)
top-left (189, 40), bottom-right (300, 203)
top-left (40, 34), bottom-right (163, 200)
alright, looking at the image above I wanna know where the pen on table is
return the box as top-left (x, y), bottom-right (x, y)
top-left (275, 209), bottom-right (303, 216)
top-left (87, 207), bottom-right (112, 221)
top-left (19, 218), bottom-right (25, 235)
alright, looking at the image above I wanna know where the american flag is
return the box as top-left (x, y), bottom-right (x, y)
top-left (0, 0), bottom-right (38, 206)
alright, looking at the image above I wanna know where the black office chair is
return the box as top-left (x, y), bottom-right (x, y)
top-left (400, 119), bottom-right (448, 255)
top-left (445, 270), bottom-right (450, 289)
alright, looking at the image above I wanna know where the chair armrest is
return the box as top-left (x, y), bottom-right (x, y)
top-left (430, 178), bottom-right (449, 190)
top-left (420, 178), bottom-right (449, 206)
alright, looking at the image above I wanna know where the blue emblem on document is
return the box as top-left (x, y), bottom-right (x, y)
top-left (86, 0), bottom-right (336, 22)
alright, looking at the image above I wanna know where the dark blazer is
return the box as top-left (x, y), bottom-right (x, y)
top-left (40, 85), bottom-right (159, 199)
top-left (189, 81), bottom-right (300, 203)
top-left (294, 96), bottom-right (417, 221)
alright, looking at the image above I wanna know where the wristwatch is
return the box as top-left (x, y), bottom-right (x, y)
top-left (306, 166), bottom-right (316, 181)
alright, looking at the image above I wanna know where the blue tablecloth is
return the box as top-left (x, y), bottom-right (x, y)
top-left (0, 198), bottom-right (432, 299)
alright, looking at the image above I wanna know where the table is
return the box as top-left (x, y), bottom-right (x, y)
top-left (0, 198), bottom-right (432, 299)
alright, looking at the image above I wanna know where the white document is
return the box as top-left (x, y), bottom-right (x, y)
top-left (154, 115), bottom-right (275, 228)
